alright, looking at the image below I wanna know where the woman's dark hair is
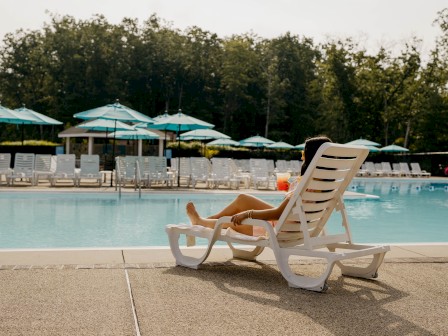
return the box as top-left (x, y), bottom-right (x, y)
top-left (300, 136), bottom-right (333, 175)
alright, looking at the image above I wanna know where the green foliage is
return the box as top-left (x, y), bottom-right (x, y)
top-left (0, 10), bottom-right (447, 151)
top-left (0, 140), bottom-right (61, 146)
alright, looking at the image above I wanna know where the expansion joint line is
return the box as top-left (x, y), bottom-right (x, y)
top-left (122, 250), bottom-right (142, 336)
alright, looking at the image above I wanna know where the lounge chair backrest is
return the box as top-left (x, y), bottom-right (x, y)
top-left (210, 157), bottom-right (232, 178)
top-left (191, 157), bottom-right (210, 178)
top-left (55, 154), bottom-right (76, 173)
top-left (178, 157), bottom-right (192, 178)
top-left (13, 153), bottom-right (35, 174)
top-left (146, 156), bottom-right (169, 177)
top-left (249, 159), bottom-right (269, 178)
top-left (399, 162), bottom-right (411, 173)
top-left (392, 163), bottom-right (401, 172)
top-left (0, 153), bottom-right (11, 171)
top-left (235, 159), bottom-right (250, 173)
top-left (275, 160), bottom-right (288, 173)
top-left (381, 162), bottom-right (392, 172)
top-left (80, 154), bottom-right (100, 175)
top-left (35, 154), bottom-right (53, 173)
top-left (275, 143), bottom-right (369, 246)
top-left (290, 160), bottom-right (302, 175)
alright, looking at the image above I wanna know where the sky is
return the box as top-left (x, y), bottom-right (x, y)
top-left (0, 0), bottom-right (446, 57)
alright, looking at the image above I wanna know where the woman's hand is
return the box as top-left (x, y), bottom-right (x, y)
top-left (230, 211), bottom-right (250, 225)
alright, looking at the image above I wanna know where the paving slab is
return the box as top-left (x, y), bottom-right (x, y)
top-left (0, 269), bottom-right (135, 336)
top-left (129, 262), bottom-right (448, 336)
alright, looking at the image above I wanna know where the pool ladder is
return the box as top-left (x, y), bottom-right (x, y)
top-left (115, 157), bottom-right (142, 199)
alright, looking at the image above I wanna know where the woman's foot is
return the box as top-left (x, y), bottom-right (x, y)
top-left (186, 202), bottom-right (201, 225)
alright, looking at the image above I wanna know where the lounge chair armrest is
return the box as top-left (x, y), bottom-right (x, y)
top-left (215, 216), bottom-right (274, 231)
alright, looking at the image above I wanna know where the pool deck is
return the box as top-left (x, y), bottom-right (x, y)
top-left (1, 178), bottom-right (448, 335)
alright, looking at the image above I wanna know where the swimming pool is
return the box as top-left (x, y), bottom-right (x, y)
top-left (0, 180), bottom-right (447, 249)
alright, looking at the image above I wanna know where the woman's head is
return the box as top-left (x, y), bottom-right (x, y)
top-left (300, 136), bottom-right (333, 175)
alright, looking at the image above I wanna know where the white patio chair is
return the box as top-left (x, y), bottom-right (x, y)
top-left (7, 153), bottom-right (35, 186)
top-left (78, 154), bottom-right (102, 187)
top-left (0, 153), bottom-right (12, 185)
top-left (50, 154), bottom-right (77, 186)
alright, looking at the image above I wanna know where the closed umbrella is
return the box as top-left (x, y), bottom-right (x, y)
top-left (380, 144), bottom-right (409, 152)
top-left (74, 100), bottom-right (154, 186)
top-left (149, 109), bottom-right (214, 186)
top-left (239, 135), bottom-right (275, 148)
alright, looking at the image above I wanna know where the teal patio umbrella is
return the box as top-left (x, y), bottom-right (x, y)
top-left (179, 128), bottom-right (230, 141)
top-left (109, 128), bottom-right (159, 156)
top-left (295, 143), bottom-right (305, 150)
top-left (380, 144), bottom-right (409, 152)
top-left (149, 109), bottom-right (214, 186)
top-left (76, 119), bottom-right (135, 132)
top-left (0, 104), bottom-right (36, 144)
top-left (266, 141), bottom-right (294, 149)
top-left (206, 138), bottom-right (240, 147)
top-left (14, 106), bottom-right (63, 144)
top-left (239, 135), bottom-right (274, 148)
top-left (74, 100), bottom-right (154, 186)
top-left (346, 138), bottom-right (381, 147)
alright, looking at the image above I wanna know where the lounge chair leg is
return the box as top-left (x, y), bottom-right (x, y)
top-left (227, 243), bottom-right (264, 261)
top-left (336, 252), bottom-right (386, 279)
top-left (276, 251), bottom-right (336, 292)
top-left (165, 226), bottom-right (216, 269)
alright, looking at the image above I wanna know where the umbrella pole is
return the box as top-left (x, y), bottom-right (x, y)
top-left (177, 125), bottom-right (181, 187)
top-left (110, 120), bottom-right (117, 187)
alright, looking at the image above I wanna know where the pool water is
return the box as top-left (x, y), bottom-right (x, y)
top-left (0, 180), bottom-right (447, 249)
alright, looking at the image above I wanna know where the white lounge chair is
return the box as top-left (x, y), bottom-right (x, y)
top-left (0, 153), bottom-right (12, 185)
top-left (249, 158), bottom-right (276, 190)
top-left (392, 163), bottom-right (405, 177)
top-left (34, 154), bottom-right (55, 185)
top-left (144, 156), bottom-right (173, 188)
top-left (190, 157), bottom-right (211, 188)
top-left (50, 154), bottom-right (77, 186)
top-left (410, 162), bottom-right (431, 177)
top-left (7, 153), bottom-right (35, 186)
top-left (365, 161), bottom-right (384, 177)
top-left (381, 162), bottom-right (402, 177)
top-left (289, 160), bottom-right (302, 175)
top-left (399, 162), bottom-right (419, 177)
top-left (208, 158), bottom-right (239, 189)
top-left (78, 154), bottom-right (102, 187)
top-left (116, 156), bottom-right (141, 188)
top-left (166, 143), bottom-right (390, 292)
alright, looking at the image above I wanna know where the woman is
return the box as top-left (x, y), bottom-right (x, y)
top-left (186, 135), bottom-right (332, 236)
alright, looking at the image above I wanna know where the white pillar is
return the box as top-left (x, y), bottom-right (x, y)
top-left (65, 137), bottom-right (71, 154)
top-left (88, 137), bottom-right (94, 155)
top-left (138, 139), bottom-right (143, 156)
top-left (158, 139), bottom-right (164, 157)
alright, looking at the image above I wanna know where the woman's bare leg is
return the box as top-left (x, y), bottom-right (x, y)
top-left (207, 194), bottom-right (274, 219)
top-left (186, 202), bottom-right (217, 228)
top-left (186, 201), bottom-right (253, 235)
